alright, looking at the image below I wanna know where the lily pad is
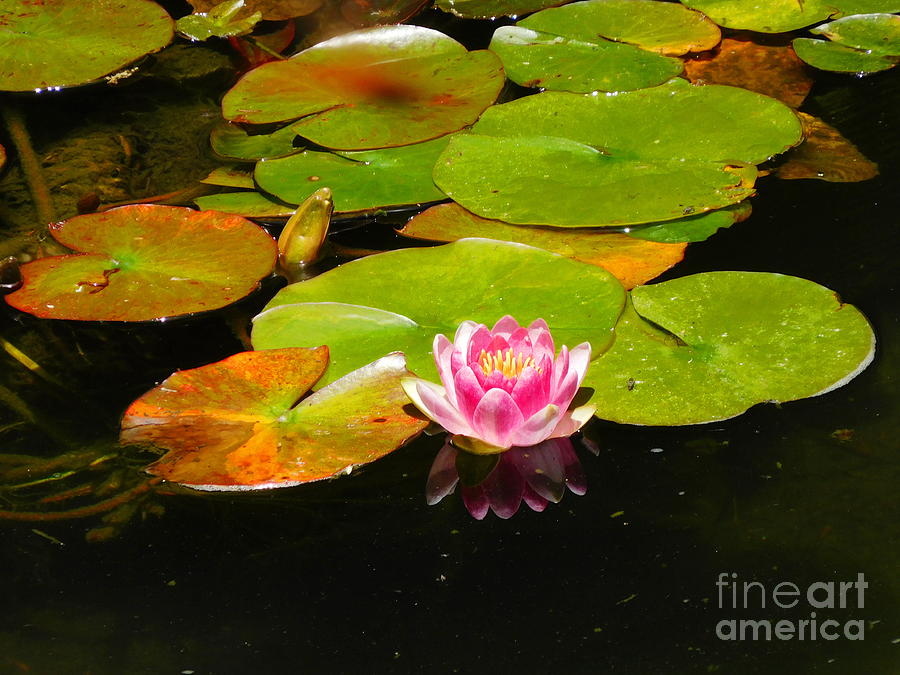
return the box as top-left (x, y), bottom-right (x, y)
top-left (254, 136), bottom-right (450, 212)
top-left (794, 14), bottom-right (900, 73)
top-left (177, 0), bottom-right (262, 41)
top-left (811, 13), bottom-right (900, 54)
top-left (398, 203), bottom-right (686, 289)
top-left (252, 238), bottom-right (626, 387)
top-left (221, 25), bottom-right (504, 150)
top-left (189, 0), bottom-right (322, 20)
top-left (684, 37), bottom-right (814, 108)
top-left (5, 205), bottom-right (277, 321)
top-left (680, 0), bottom-right (900, 33)
top-left (210, 123), bottom-right (301, 160)
top-left (121, 348), bottom-right (428, 490)
top-left (626, 202), bottom-right (752, 243)
top-left (519, 0), bottom-right (721, 56)
top-left (434, 80), bottom-right (801, 226)
top-left (792, 37), bottom-right (899, 73)
top-left (0, 0), bottom-right (174, 92)
top-left (435, 0), bottom-right (565, 19)
top-left (584, 272), bottom-right (875, 425)
top-left (200, 165), bottom-right (256, 188)
top-left (489, 25), bottom-right (684, 93)
top-left (194, 190), bottom-right (297, 217)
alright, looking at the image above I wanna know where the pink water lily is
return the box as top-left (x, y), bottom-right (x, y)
top-left (401, 316), bottom-right (595, 451)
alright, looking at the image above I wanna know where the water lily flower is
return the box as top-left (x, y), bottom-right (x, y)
top-left (402, 316), bottom-right (595, 452)
top-left (426, 438), bottom-right (588, 519)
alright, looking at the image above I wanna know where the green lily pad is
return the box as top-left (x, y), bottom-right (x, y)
top-left (398, 203), bottom-right (687, 289)
top-left (794, 13), bottom-right (900, 73)
top-left (519, 0), bottom-right (721, 56)
top-left (489, 25), bottom-right (684, 93)
top-left (584, 272), bottom-right (875, 425)
top-left (434, 80), bottom-right (800, 226)
top-left (793, 37), bottom-right (899, 73)
top-left (5, 205), bottom-right (277, 321)
top-left (200, 165), bottom-right (256, 188)
top-left (210, 123), bottom-right (301, 160)
top-left (194, 190), bottom-right (298, 217)
top-left (0, 0), bottom-right (174, 92)
top-left (177, 0), bottom-right (262, 41)
top-left (221, 25), bottom-right (504, 150)
top-left (626, 202), bottom-right (752, 243)
top-left (435, 0), bottom-right (565, 19)
top-left (252, 238), bottom-right (626, 387)
top-left (680, 0), bottom-right (900, 33)
top-left (254, 136), bottom-right (450, 213)
top-left (121, 348), bottom-right (428, 490)
top-left (812, 13), bottom-right (900, 54)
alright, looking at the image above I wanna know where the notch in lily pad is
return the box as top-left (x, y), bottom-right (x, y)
top-left (121, 347), bottom-right (429, 490)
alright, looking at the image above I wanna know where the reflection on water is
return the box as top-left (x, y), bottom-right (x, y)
top-left (426, 436), bottom-right (593, 519)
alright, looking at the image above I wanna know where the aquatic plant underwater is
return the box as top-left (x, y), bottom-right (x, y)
top-left (0, 0), bottom-right (894, 532)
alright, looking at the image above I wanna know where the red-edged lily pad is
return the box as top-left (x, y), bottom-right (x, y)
top-left (221, 25), bottom-right (504, 149)
top-left (121, 348), bottom-right (428, 490)
top-left (5, 205), bottom-right (276, 321)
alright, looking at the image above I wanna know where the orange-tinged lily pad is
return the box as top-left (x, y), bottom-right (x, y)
top-left (121, 348), bottom-right (428, 490)
top-left (398, 203), bottom-right (686, 289)
top-left (776, 113), bottom-right (879, 182)
top-left (684, 37), bottom-right (813, 108)
top-left (5, 205), bottom-right (277, 322)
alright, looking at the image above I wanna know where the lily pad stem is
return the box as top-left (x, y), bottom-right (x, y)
top-left (0, 99), bottom-right (57, 227)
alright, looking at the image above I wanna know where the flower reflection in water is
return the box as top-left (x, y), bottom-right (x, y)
top-left (426, 436), bottom-right (593, 520)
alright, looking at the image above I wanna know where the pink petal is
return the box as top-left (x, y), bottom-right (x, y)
top-left (528, 319), bottom-right (555, 360)
top-left (482, 369), bottom-right (513, 393)
top-left (465, 325), bottom-right (493, 364)
top-left (433, 334), bottom-right (457, 405)
top-left (482, 454), bottom-right (525, 519)
top-left (547, 403), bottom-right (596, 439)
top-left (452, 365), bottom-right (485, 425)
top-left (507, 327), bottom-right (533, 356)
top-left (567, 342), bottom-right (592, 385)
top-left (426, 442), bottom-right (459, 505)
top-left (509, 403), bottom-right (562, 447)
top-left (551, 345), bottom-right (570, 395)
top-left (472, 388), bottom-right (525, 449)
top-left (491, 315), bottom-right (522, 338)
top-left (552, 368), bottom-right (580, 410)
top-left (484, 334), bottom-right (510, 355)
top-left (522, 483), bottom-right (549, 512)
top-left (510, 365), bottom-right (549, 419)
top-left (461, 485), bottom-right (490, 520)
top-left (452, 320), bottom-right (481, 356)
top-left (402, 378), bottom-right (472, 436)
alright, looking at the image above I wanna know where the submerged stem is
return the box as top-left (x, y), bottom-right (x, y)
top-left (0, 98), bottom-right (57, 227)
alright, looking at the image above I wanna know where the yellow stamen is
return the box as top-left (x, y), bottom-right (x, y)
top-left (477, 348), bottom-right (538, 378)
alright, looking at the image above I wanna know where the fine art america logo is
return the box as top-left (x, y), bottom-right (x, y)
top-left (716, 572), bottom-right (868, 641)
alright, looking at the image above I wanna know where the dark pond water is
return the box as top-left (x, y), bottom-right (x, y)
top-left (1, 11), bottom-right (898, 675)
